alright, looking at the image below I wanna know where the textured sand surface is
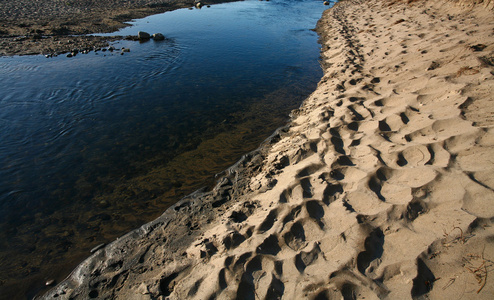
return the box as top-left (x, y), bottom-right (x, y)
top-left (43, 0), bottom-right (494, 299)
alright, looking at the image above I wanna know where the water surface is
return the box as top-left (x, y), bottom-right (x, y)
top-left (0, 0), bottom-right (331, 298)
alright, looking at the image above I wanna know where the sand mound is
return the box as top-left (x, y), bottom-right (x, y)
top-left (43, 0), bottom-right (494, 299)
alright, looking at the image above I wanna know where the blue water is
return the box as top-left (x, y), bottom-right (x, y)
top-left (0, 0), bottom-right (331, 298)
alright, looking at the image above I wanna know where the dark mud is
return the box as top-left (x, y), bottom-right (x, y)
top-left (0, 0), bottom-right (237, 56)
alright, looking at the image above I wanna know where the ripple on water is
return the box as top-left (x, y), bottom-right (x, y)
top-left (0, 61), bottom-right (42, 74)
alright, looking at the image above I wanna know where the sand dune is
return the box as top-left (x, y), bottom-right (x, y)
top-left (42, 0), bottom-right (494, 299)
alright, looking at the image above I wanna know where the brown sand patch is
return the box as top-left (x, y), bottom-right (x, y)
top-left (0, 0), bottom-right (235, 56)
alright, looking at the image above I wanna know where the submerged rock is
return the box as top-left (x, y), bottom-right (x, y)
top-left (45, 279), bottom-right (55, 286)
top-left (90, 243), bottom-right (105, 253)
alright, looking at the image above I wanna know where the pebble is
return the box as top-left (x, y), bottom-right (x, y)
top-left (45, 279), bottom-right (55, 286)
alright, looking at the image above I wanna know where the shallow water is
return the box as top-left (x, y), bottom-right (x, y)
top-left (0, 0), bottom-right (330, 298)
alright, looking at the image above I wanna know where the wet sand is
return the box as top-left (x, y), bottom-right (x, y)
top-left (41, 0), bottom-right (494, 299)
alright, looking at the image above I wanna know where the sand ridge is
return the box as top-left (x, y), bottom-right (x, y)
top-left (42, 0), bottom-right (494, 299)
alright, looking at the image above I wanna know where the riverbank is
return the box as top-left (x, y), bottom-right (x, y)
top-left (42, 0), bottom-right (494, 298)
top-left (0, 0), bottom-right (236, 56)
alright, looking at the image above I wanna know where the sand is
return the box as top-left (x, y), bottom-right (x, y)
top-left (41, 0), bottom-right (494, 299)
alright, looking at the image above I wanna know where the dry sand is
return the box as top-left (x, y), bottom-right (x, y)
top-left (42, 0), bottom-right (494, 299)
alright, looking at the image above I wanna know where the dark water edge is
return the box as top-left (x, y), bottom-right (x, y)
top-left (0, 1), bottom-right (329, 299)
top-left (16, 87), bottom-right (312, 300)
top-left (6, 88), bottom-right (314, 300)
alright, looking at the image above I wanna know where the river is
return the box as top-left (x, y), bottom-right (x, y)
top-left (0, 0), bottom-right (330, 298)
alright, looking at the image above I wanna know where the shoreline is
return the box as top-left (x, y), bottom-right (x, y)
top-left (1, 2), bottom-right (325, 299)
top-left (40, 0), bottom-right (494, 298)
top-left (0, 0), bottom-right (238, 56)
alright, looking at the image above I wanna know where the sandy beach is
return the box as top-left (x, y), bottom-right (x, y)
top-left (36, 0), bottom-right (494, 298)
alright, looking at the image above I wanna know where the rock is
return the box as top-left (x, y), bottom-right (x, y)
top-left (122, 48), bottom-right (130, 53)
top-left (98, 200), bottom-right (110, 208)
top-left (66, 53), bottom-right (73, 58)
top-left (195, 1), bottom-right (203, 8)
top-left (45, 279), bottom-right (55, 286)
top-left (152, 33), bottom-right (165, 41)
top-left (324, 1), bottom-right (330, 5)
top-left (108, 46), bottom-right (115, 52)
top-left (138, 31), bottom-right (151, 40)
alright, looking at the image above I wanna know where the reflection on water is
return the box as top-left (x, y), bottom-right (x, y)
top-left (0, 0), bottom-right (330, 298)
